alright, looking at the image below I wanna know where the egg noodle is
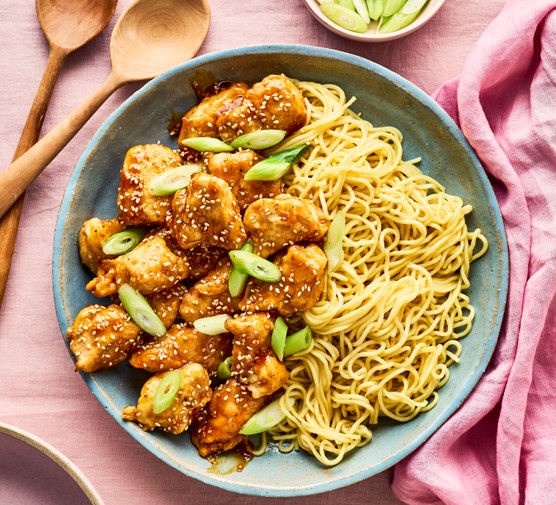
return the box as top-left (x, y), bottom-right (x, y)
top-left (262, 80), bottom-right (488, 466)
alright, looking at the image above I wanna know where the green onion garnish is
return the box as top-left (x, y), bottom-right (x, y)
top-left (148, 164), bottom-right (202, 196)
top-left (284, 326), bottom-right (312, 357)
top-left (152, 370), bottom-right (181, 414)
top-left (271, 316), bottom-right (288, 361)
top-left (228, 250), bottom-right (282, 283)
top-left (193, 314), bottom-right (231, 335)
top-left (230, 129), bottom-right (287, 150)
top-left (217, 357), bottom-right (233, 380)
top-left (239, 398), bottom-right (287, 435)
top-left (118, 283), bottom-right (167, 338)
top-left (323, 211), bottom-right (346, 272)
top-left (102, 228), bottom-right (147, 256)
top-left (243, 144), bottom-right (309, 181)
top-left (181, 137), bottom-right (235, 152)
top-left (228, 240), bottom-right (254, 297)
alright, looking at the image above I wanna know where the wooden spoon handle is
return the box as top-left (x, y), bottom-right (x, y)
top-left (0, 71), bottom-right (124, 221)
top-left (0, 45), bottom-right (67, 304)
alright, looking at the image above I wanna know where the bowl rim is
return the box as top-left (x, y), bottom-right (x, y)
top-left (53, 44), bottom-right (509, 496)
top-left (303, 0), bottom-right (448, 42)
top-left (0, 422), bottom-right (105, 505)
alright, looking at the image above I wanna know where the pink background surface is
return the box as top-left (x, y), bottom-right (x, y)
top-left (0, 1), bottom-right (506, 504)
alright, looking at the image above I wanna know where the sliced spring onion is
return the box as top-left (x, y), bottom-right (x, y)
top-left (271, 316), bottom-right (288, 361)
top-left (239, 398), bottom-right (287, 435)
top-left (337, 0), bottom-right (355, 9)
top-left (152, 370), bottom-right (181, 414)
top-left (320, 2), bottom-right (369, 33)
top-left (243, 144), bottom-right (309, 181)
top-left (230, 129), bottom-right (287, 150)
top-left (370, 0), bottom-right (384, 19)
top-left (283, 326), bottom-right (313, 357)
top-left (217, 357), bottom-right (233, 380)
top-left (193, 314), bottom-right (231, 335)
top-left (181, 137), bottom-right (234, 152)
top-left (148, 164), bottom-right (202, 196)
top-left (323, 211), bottom-right (346, 273)
top-left (102, 228), bottom-right (147, 256)
top-left (352, 0), bottom-right (371, 23)
top-left (378, 0), bottom-right (427, 33)
top-left (228, 240), bottom-right (254, 297)
top-left (382, 0), bottom-right (407, 17)
top-left (118, 284), bottom-right (166, 338)
top-left (228, 250), bottom-right (282, 283)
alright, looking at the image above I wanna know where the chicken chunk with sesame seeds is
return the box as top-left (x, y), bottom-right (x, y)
top-left (190, 378), bottom-right (267, 457)
top-left (180, 243), bottom-right (227, 280)
top-left (67, 304), bottom-right (142, 373)
top-left (178, 82), bottom-right (249, 161)
top-left (144, 283), bottom-right (187, 329)
top-left (78, 217), bottom-right (126, 274)
top-left (243, 194), bottom-right (330, 258)
top-left (216, 75), bottom-right (307, 143)
top-left (206, 150), bottom-right (283, 212)
top-left (129, 322), bottom-right (232, 375)
top-left (240, 244), bottom-right (328, 316)
top-left (179, 258), bottom-right (242, 322)
top-left (117, 144), bottom-right (183, 226)
top-left (225, 313), bottom-right (289, 399)
top-left (168, 172), bottom-right (248, 251)
top-left (86, 236), bottom-right (190, 298)
top-left (122, 363), bottom-right (212, 435)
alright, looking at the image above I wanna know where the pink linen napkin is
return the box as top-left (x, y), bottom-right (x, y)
top-left (392, 1), bottom-right (556, 504)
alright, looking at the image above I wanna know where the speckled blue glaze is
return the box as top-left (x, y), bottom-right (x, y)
top-left (53, 45), bottom-right (508, 496)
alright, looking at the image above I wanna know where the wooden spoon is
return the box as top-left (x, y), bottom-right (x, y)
top-left (0, 0), bottom-right (117, 304)
top-left (0, 0), bottom-right (211, 220)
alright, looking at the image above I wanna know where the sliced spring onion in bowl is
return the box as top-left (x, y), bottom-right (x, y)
top-left (229, 250), bottom-right (282, 283)
top-left (102, 228), bottom-right (147, 256)
top-left (181, 137), bottom-right (235, 152)
top-left (152, 370), bottom-right (182, 414)
top-left (243, 144), bottom-right (309, 181)
top-left (239, 398), bottom-right (287, 435)
top-left (118, 284), bottom-right (166, 338)
top-left (193, 314), bottom-right (231, 335)
top-left (230, 129), bottom-right (287, 150)
top-left (148, 164), bottom-right (202, 196)
top-left (228, 240), bottom-right (254, 297)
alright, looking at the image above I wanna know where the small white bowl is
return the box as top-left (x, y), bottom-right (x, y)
top-left (0, 422), bottom-right (104, 505)
top-left (303, 0), bottom-right (447, 42)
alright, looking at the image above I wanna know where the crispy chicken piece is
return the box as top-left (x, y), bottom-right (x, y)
top-left (144, 283), bottom-right (186, 329)
top-left (179, 258), bottom-right (242, 322)
top-left (240, 244), bottom-right (327, 316)
top-left (216, 75), bottom-right (307, 143)
top-left (78, 218), bottom-right (126, 274)
top-left (178, 82), bottom-right (249, 161)
top-left (86, 236), bottom-right (190, 298)
top-left (117, 144), bottom-right (182, 226)
top-left (67, 304), bottom-right (141, 373)
top-left (144, 227), bottom-right (226, 279)
top-left (129, 322), bottom-right (232, 374)
top-left (243, 194), bottom-right (330, 258)
top-left (190, 378), bottom-right (267, 457)
top-left (206, 150), bottom-right (283, 212)
top-left (168, 172), bottom-right (248, 251)
top-left (122, 363), bottom-right (211, 435)
top-left (225, 312), bottom-right (289, 399)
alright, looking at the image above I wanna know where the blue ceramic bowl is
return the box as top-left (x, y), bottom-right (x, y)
top-left (53, 45), bottom-right (508, 496)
